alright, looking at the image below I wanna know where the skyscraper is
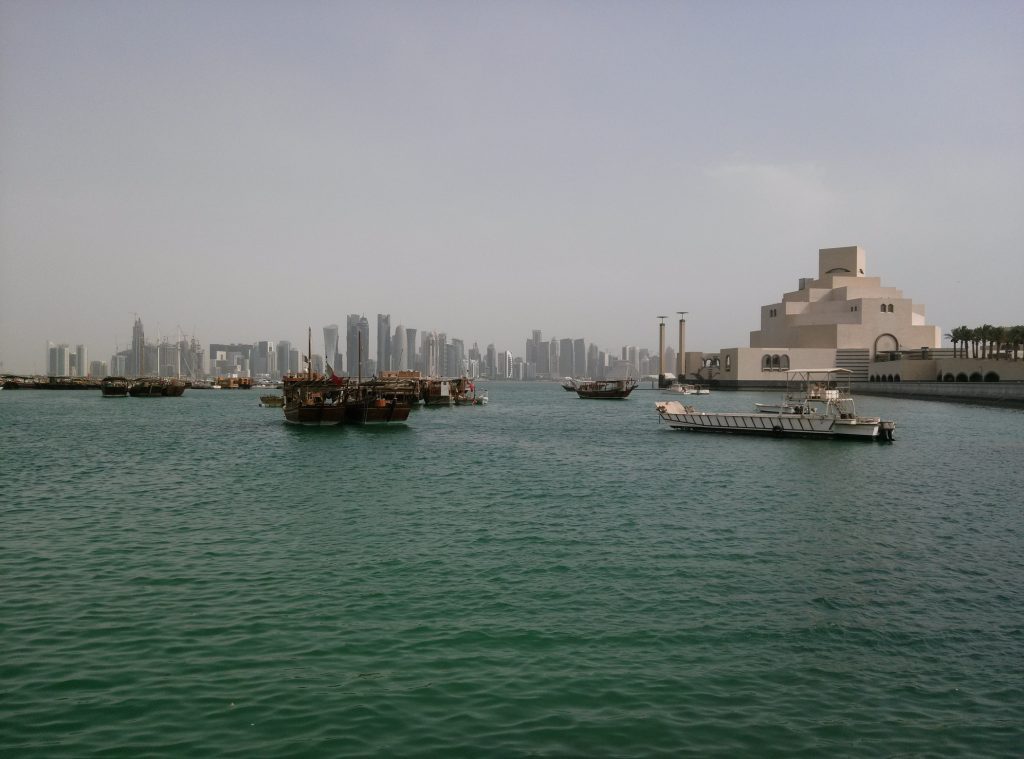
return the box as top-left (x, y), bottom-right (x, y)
top-left (573, 338), bottom-right (586, 378)
top-left (405, 329), bottom-right (418, 373)
top-left (47, 342), bottom-right (70, 376)
top-left (377, 314), bottom-right (391, 373)
top-left (277, 340), bottom-right (292, 378)
top-left (132, 317), bottom-right (145, 376)
top-left (75, 344), bottom-right (88, 377)
top-left (323, 324), bottom-right (340, 374)
top-left (392, 324), bottom-right (406, 371)
top-left (346, 314), bottom-right (369, 378)
top-left (500, 350), bottom-right (513, 379)
top-left (559, 338), bottom-right (574, 377)
top-left (485, 343), bottom-right (496, 379)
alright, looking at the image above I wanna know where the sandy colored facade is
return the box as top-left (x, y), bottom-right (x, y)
top-left (711, 245), bottom-right (942, 386)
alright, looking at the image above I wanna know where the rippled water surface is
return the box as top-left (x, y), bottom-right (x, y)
top-left (2, 385), bottom-right (1022, 756)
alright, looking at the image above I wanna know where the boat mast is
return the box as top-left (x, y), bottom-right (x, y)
top-left (307, 327), bottom-right (312, 380)
top-left (357, 330), bottom-right (362, 386)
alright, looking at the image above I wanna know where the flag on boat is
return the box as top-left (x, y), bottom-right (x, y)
top-left (326, 363), bottom-right (343, 386)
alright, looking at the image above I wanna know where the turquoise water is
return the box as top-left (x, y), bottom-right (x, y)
top-left (2, 385), bottom-right (1022, 756)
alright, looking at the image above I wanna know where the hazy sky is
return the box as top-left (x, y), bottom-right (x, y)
top-left (2, 0), bottom-right (1021, 372)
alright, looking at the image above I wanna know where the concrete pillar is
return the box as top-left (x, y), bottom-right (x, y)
top-left (658, 319), bottom-right (666, 387)
top-left (677, 315), bottom-right (686, 379)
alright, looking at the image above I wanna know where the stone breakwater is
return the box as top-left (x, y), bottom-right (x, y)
top-left (853, 381), bottom-right (1024, 407)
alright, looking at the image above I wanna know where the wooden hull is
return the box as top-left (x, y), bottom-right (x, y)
top-left (129, 381), bottom-right (164, 397)
top-left (283, 404), bottom-right (346, 426)
top-left (100, 378), bottom-right (130, 397)
top-left (161, 382), bottom-right (186, 397)
top-left (574, 379), bottom-right (638, 399)
top-left (344, 400), bottom-right (411, 424)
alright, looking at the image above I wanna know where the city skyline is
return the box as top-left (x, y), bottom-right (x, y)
top-left (27, 314), bottom-right (666, 381)
top-left (2, 2), bottom-right (1022, 373)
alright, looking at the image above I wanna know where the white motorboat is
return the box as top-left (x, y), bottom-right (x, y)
top-left (657, 368), bottom-right (895, 441)
top-left (669, 384), bottom-right (710, 395)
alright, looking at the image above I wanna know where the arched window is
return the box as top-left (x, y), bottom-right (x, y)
top-left (880, 304), bottom-right (887, 312)
top-left (969, 372), bottom-right (982, 382)
top-left (771, 354), bottom-right (781, 370)
top-left (780, 354), bottom-right (790, 370)
top-left (724, 355), bottom-right (731, 371)
top-left (956, 373), bottom-right (968, 382)
top-left (887, 304), bottom-right (894, 313)
top-left (894, 374), bottom-right (901, 382)
top-left (762, 355), bottom-right (772, 371)
top-left (984, 372), bottom-right (999, 382)
top-left (944, 373), bottom-right (955, 382)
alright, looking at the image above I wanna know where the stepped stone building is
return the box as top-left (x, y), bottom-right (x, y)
top-left (714, 245), bottom-right (941, 385)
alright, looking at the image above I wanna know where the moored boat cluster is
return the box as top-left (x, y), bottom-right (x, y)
top-left (275, 373), bottom-right (487, 426)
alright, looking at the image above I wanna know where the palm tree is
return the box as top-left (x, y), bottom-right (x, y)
top-left (969, 327), bottom-right (981, 358)
top-left (980, 324), bottom-right (995, 358)
top-left (944, 329), bottom-right (957, 357)
top-left (991, 326), bottom-right (1007, 360)
top-left (953, 325), bottom-right (972, 358)
top-left (1011, 325), bottom-right (1024, 360)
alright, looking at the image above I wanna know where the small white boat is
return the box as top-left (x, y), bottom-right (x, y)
top-left (657, 368), bottom-right (895, 441)
top-left (669, 384), bottom-right (710, 395)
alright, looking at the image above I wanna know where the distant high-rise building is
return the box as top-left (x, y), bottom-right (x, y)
top-left (47, 342), bottom-right (70, 376)
top-left (500, 350), bottom-right (513, 379)
top-left (559, 338), bottom-right (574, 377)
top-left (573, 339), bottom-right (586, 378)
top-left (664, 346), bottom-right (677, 377)
top-left (485, 343), bottom-right (496, 379)
top-left (405, 329), bottom-right (418, 373)
top-left (536, 340), bottom-right (549, 376)
top-left (132, 317), bottom-right (146, 376)
top-left (90, 360), bottom-right (108, 377)
top-left (548, 339), bottom-right (560, 378)
top-left (323, 324), bottom-right (340, 374)
top-left (277, 340), bottom-right (292, 378)
top-left (346, 314), bottom-right (369, 377)
top-left (526, 329), bottom-right (541, 366)
top-left (586, 343), bottom-right (599, 379)
top-left (110, 352), bottom-right (128, 376)
top-left (422, 331), bottom-right (440, 376)
top-left (377, 314), bottom-right (391, 373)
top-left (252, 341), bottom-right (276, 379)
top-left (448, 338), bottom-right (465, 377)
top-left (75, 345), bottom-right (88, 377)
top-left (391, 324), bottom-right (407, 371)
